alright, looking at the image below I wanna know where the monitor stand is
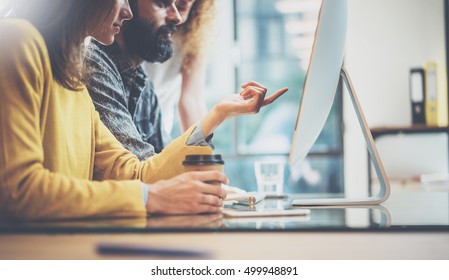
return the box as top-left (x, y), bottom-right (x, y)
top-left (292, 67), bottom-right (390, 206)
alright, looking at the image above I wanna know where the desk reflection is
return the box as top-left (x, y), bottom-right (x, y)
top-left (2, 191), bottom-right (449, 232)
top-left (303, 205), bottom-right (391, 228)
top-left (146, 214), bottom-right (224, 229)
top-left (0, 198), bottom-right (392, 232)
top-left (224, 200), bottom-right (390, 230)
top-left (0, 214), bottom-right (224, 231)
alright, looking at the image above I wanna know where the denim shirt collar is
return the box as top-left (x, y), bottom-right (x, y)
top-left (93, 40), bottom-right (147, 96)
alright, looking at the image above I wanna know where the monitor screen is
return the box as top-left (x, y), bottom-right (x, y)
top-left (289, 0), bottom-right (347, 166)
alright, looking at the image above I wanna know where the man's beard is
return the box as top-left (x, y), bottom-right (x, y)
top-left (122, 17), bottom-right (177, 63)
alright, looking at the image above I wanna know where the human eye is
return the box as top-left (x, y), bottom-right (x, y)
top-left (155, 0), bottom-right (169, 8)
top-left (176, 0), bottom-right (187, 8)
top-left (155, 0), bottom-right (177, 9)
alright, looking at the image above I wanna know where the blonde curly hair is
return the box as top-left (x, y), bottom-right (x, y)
top-left (177, 0), bottom-right (216, 67)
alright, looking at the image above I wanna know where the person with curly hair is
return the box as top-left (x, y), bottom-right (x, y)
top-left (144, 0), bottom-right (216, 143)
top-left (86, 0), bottom-right (218, 160)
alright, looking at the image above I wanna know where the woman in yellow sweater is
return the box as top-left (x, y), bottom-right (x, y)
top-left (0, 0), bottom-right (287, 220)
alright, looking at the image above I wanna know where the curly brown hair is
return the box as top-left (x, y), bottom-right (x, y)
top-left (177, 0), bottom-right (216, 66)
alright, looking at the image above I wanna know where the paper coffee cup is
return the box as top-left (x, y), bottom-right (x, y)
top-left (183, 154), bottom-right (225, 172)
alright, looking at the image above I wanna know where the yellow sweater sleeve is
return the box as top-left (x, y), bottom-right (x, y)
top-left (93, 113), bottom-right (214, 183)
top-left (0, 20), bottom-right (146, 220)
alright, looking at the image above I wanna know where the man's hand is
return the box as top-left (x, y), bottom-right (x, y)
top-left (200, 81), bottom-right (288, 137)
top-left (145, 171), bottom-right (228, 215)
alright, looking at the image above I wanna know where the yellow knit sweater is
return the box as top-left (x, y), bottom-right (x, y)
top-left (0, 19), bottom-right (213, 220)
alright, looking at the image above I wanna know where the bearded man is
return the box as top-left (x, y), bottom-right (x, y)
top-left (86, 0), bottom-right (186, 158)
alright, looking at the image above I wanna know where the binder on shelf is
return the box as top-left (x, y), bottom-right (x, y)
top-left (409, 68), bottom-right (426, 125)
top-left (424, 62), bottom-right (448, 127)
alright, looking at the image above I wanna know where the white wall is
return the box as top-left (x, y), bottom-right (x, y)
top-left (344, 0), bottom-right (447, 196)
top-left (205, 0), bottom-right (236, 102)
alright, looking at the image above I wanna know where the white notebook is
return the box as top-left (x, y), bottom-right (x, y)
top-left (223, 208), bottom-right (310, 218)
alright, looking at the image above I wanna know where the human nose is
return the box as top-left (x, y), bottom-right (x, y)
top-left (167, 3), bottom-right (182, 25)
top-left (120, 0), bottom-right (133, 22)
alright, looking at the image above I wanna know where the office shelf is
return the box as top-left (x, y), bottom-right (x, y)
top-left (368, 125), bottom-right (449, 194)
top-left (371, 125), bottom-right (449, 140)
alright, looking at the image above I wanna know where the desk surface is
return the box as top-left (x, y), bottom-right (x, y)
top-left (1, 191), bottom-right (448, 232)
top-left (1, 191), bottom-right (449, 259)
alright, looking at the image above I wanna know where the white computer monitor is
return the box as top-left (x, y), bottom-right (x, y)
top-left (289, 0), bottom-right (390, 206)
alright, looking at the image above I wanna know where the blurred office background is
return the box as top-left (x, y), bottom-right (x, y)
top-left (172, 0), bottom-right (447, 196)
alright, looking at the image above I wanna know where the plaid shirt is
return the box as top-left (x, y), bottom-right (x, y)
top-left (86, 40), bottom-right (165, 160)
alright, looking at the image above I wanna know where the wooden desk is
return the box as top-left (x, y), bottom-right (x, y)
top-left (1, 191), bottom-right (449, 260)
top-left (1, 232), bottom-right (449, 260)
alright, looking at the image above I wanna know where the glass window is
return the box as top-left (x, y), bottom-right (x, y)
top-left (205, 0), bottom-right (344, 194)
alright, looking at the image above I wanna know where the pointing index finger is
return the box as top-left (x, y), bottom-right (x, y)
top-left (262, 87), bottom-right (289, 106)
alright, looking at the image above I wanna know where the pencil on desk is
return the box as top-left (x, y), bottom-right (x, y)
top-left (97, 243), bottom-right (210, 258)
